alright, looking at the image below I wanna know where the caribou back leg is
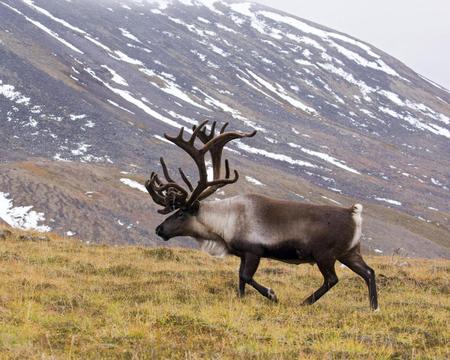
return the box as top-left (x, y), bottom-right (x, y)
top-left (339, 247), bottom-right (378, 310)
top-left (302, 258), bottom-right (338, 305)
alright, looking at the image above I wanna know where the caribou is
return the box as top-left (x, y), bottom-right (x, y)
top-left (145, 121), bottom-right (378, 310)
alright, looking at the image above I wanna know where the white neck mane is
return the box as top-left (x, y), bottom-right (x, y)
top-left (193, 196), bottom-right (243, 257)
top-left (197, 197), bottom-right (240, 240)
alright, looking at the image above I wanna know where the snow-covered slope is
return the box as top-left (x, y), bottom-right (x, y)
top-left (0, 0), bottom-right (449, 257)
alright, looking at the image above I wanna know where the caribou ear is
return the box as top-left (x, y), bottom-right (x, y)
top-left (189, 201), bottom-right (200, 214)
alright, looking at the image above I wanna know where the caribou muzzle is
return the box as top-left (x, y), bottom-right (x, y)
top-left (155, 224), bottom-right (170, 241)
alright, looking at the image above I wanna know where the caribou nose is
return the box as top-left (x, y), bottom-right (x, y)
top-left (155, 225), bottom-right (169, 241)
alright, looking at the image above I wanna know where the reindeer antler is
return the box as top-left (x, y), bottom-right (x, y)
top-left (192, 121), bottom-right (257, 201)
top-left (145, 165), bottom-right (189, 214)
top-left (146, 121), bottom-right (256, 213)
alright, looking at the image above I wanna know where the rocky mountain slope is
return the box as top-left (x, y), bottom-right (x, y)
top-left (0, 0), bottom-right (449, 257)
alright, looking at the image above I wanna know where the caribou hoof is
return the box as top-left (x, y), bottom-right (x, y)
top-left (267, 288), bottom-right (278, 302)
top-left (301, 297), bottom-right (314, 306)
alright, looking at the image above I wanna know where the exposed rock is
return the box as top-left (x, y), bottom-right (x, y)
top-left (0, 229), bottom-right (13, 240)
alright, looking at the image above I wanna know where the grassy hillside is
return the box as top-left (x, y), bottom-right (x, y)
top-left (0, 228), bottom-right (448, 359)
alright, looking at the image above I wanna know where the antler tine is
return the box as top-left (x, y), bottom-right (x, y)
top-left (209, 169), bottom-right (239, 186)
top-left (197, 168), bottom-right (239, 201)
top-left (145, 174), bottom-right (167, 207)
top-left (194, 120), bottom-right (217, 143)
top-left (149, 171), bottom-right (161, 185)
top-left (160, 157), bottom-right (175, 183)
top-left (164, 122), bottom-right (209, 163)
top-left (153, 173), bottom-right (162, 186)
top-left (220, 122), bottom-right (228, 134)
top-left (146, 154), bottom-right (191, 213)
top-left (189, 120), bottom-right (209, 145)
top-left (202, 129), bottom-right (257, 154)
top-left (224, 159), bottom-right (230, 178)
top-left (210, 121), bottom-right (217, 137)
top-left (164, 126), bottom-right (185, 142)
top-left (179, 168), bottom-right (194, 192)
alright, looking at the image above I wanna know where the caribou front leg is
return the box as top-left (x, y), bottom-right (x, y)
top-left (239, 253), bottom-right (278, 302)
top-left (238, 256), bottom-right (246, 297)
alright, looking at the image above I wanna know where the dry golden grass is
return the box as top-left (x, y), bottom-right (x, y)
top-left (0, 228), bottom-right (448, 359)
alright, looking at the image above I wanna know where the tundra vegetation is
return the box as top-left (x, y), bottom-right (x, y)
top-left (0, 227), bottom-right (448, 359)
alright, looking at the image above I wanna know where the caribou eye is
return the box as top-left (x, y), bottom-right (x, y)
top-left (190, 201), bottom-right (200, 214)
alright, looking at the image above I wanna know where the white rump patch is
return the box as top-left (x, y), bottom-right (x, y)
top-left (352, 203), bottom-right (363, 215)
top-left (350, 204), bottom-right (363, 249)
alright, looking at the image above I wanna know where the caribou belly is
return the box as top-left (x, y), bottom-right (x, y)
top-left (263, 241), bottom-right (314, 264)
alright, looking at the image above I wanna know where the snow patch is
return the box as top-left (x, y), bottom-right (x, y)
top-left (260, 10), bottom-right (399, 77)
top-left (0, 192), bottom-right (51, 232)
top-left (119, 27), bottom-right (142, 43)
top-left (120, 178), bottom-right (147, 193)
top-left (22, 0), bottom-right (87, 34)
top-left (107, 99), bottom-right (135, 114)
top-left (139, 68), bottom-right (209, 110)
top-left (110, 51), bottom-right (144, 66)
top-left (245, 176), bottom-right (265, 186)
top-left (321, 195), bottom-right (341, 205)
top-left (318, 63), bottom-right (375, 101)
top-left (71, 143), bottom-right (90, 156)
top-left (247, 70), bottom-right (317, 114)
top-left (289, 143), bottom-right (360, 174)
top-left (101, 65), bottom-right (129, 86)
top-left (0, 80), bottom-right (31, 106)
top-left (1, 2), bottom-right (83, 54)
top-left (374, 197), bottom-right (402, 206)
top-left (236, 141), bottom-right (316, 168)
top-left (236, 73), bottom-right (282, 104)
top-left (85, 67), bottom-right (182, 129)
top-left (69, 114), bottom-right (87, 121)
top-left (193, 87), bottom-right (266, 132)
top-left (154, 134), bottom-right (173, 144)
top-left (226, 3), bottom-right (283, 40)
top-left (85, 35), bottom-right (112, 52)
